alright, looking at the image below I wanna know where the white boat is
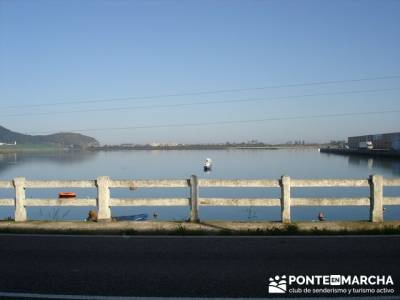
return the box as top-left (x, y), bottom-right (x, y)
top-left (204, 158), bottom-right (212, 171)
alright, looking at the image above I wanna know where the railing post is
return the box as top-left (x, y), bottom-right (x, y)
top-left (96, 176), bottom-right (111, 221)
top-left (189, 175), bottom-right (199, 223)
top-left (369, 175), bottom-right (383, 222)
top-left (280, 175), bottom-right (291, 223)
top-left (13, 177), bottom-right (27, 222)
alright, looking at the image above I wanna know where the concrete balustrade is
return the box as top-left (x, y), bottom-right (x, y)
top-left (280, 176), bottom-right (291, 223)
top-left (189, 175), bottom-right (200, 223)
top-left (96, 176), bottom-right (111, 221)
top-left (369, 175), bottom-right (384, 222)
top-left (0, 175), bottom-right (399, 223)
top-left (13, 177), bottom-right (27, 222)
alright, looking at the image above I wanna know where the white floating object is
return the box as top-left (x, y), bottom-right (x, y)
top-left (204, 158), bottom-right (212, 171)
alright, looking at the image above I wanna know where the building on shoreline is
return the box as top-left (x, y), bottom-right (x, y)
top-left (348, 132), bottom-right (400, 151)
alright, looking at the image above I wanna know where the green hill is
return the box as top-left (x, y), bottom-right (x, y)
top-left (0, 125), bottom-right (99, 149)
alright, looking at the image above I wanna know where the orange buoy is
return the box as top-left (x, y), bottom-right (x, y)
top-left (58, 192), bottom-right (76, 199)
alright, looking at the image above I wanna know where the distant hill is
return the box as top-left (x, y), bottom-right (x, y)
top-left (0, 126), bottom-right (99, 149)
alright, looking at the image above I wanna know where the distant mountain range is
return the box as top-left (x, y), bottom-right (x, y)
top-left (0, 125), bottom-right (99, 149)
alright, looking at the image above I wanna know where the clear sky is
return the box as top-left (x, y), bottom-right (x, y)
top-left (0, 0), bottom-right (399, 145)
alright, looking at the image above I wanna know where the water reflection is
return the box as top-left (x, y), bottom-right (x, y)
top-left (347, 156), bottom-right (400, 176)
top-left (0, 153), bottom-right (17, 165)
top-left (0, 151), bottom-right (98, 175)
top-left (1, 149), bottom-right (399, 179)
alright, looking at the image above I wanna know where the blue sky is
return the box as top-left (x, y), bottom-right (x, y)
top-left (0, 0), bottom-right (399, 144)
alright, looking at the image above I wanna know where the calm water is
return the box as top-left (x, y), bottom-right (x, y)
top-left (0, 149), bottom-right (399, 221)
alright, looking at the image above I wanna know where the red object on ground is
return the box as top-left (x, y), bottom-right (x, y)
top-left (58, 192), bottom-right (76, 199)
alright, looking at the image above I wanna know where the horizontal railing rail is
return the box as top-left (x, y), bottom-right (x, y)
top-left (0, 175), bottom-right (399, 222)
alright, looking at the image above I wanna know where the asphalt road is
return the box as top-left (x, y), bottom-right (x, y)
top-left (0, 235), bottom-right (399, 299)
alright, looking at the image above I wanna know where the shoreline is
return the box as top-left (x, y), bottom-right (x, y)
top-left (0, 145), bottom-right (323, 153)
top-left (90, 145), bottom-right (322, 151)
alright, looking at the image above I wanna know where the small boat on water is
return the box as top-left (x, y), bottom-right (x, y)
top-left (58, 192), bottom-right (76, 199)
top-left (85, 211), bottom-right (148, 222)
top-left (204, 158), bottom-right (212, 172)
top-left (113, 213), bottom-right (148, 221)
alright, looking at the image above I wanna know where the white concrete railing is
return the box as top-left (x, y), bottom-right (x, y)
top-left (0, 175), bottom-right (400, 223)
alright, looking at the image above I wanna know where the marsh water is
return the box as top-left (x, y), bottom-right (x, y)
top-left (0, 149), bottom-right (399, 221)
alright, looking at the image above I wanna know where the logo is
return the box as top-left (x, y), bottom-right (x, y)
top-left (267, 274), bottom-right (395, 296)
top-left (268, 275), bottom-right (287, 294)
